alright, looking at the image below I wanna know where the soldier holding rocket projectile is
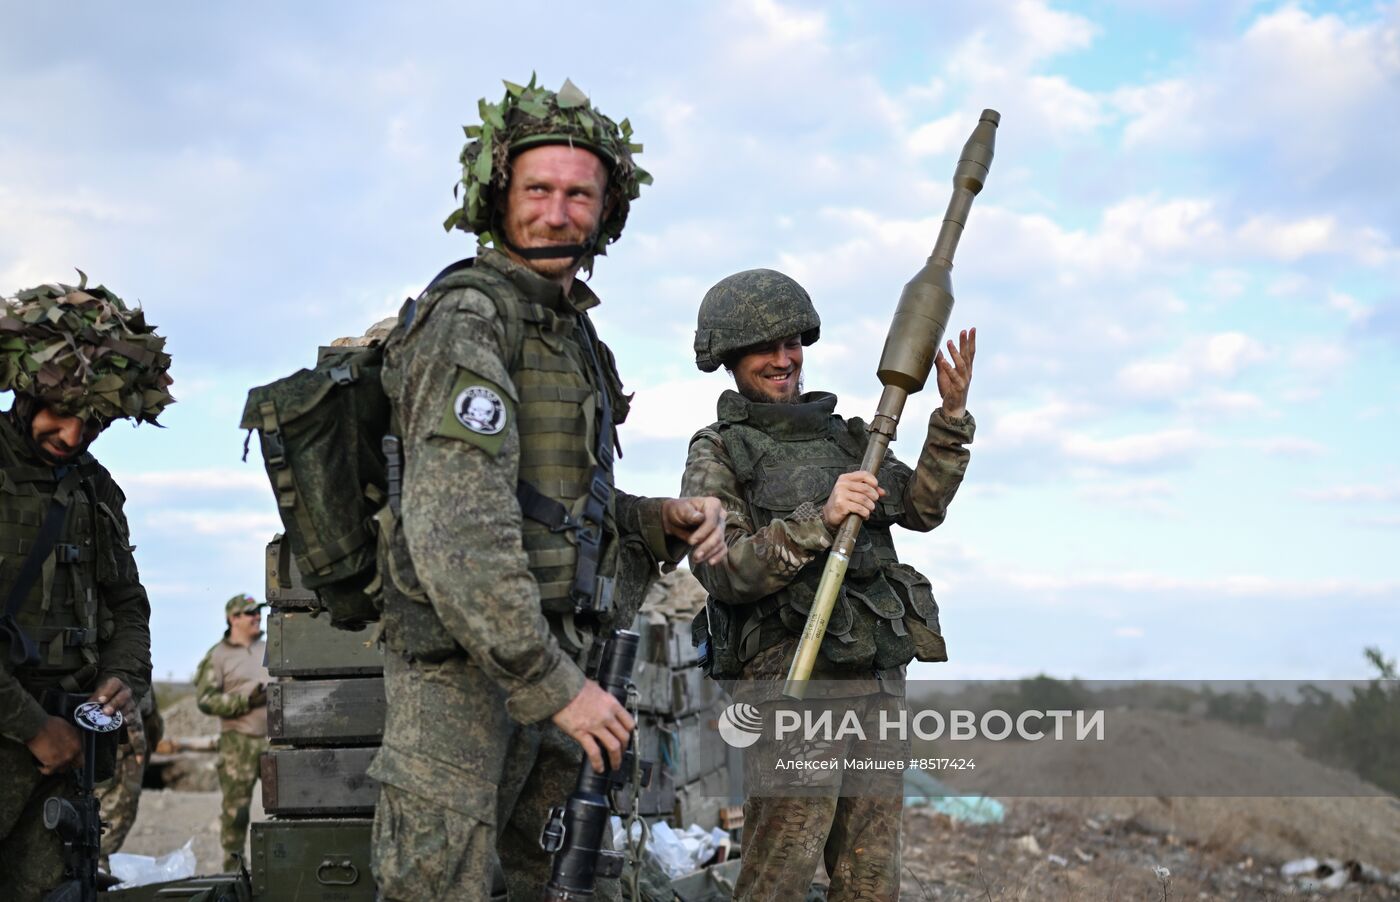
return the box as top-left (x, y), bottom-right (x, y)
top-left (685, 111), bottom-right (996, 901)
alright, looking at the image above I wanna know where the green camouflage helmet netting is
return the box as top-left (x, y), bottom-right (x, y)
top-left (0, 273), bottom-right (174, 424)
top-left (444, 75), bottom-right (651, 258)
top-left (694, 269), bottom-right (822, 373)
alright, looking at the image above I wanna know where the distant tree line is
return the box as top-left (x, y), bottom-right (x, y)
top-left (911, 648), bottom-right (1400, 794)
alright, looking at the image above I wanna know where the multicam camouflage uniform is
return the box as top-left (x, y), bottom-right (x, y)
top-left (684, 270), bottom-right (975, 902)
top-left (0, 278), bottom-right (170, 901)
top-left (369, 79), bottom-right (675, 902)
top-left (96, 690), bottom-right (164, 865)
top-left (194, 596), bottom-right (270, 872)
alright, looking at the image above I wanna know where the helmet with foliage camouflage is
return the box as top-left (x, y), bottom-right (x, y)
top-left (694, 269), bottom-right (821, 373)
top-left (444, 75), bottom-right (651, 260)
top-left (0, 273), bottom-right (174, 425)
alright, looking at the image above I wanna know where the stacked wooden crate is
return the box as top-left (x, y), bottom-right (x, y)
top-left (249, 536), bottom-right (382, 902)
top-left (621, 571), bottom-right (744, 831)
top-left (248, 541), bottom-right (736, 896)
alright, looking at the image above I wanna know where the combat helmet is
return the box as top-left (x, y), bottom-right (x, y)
top-left (0, 273), bottom-right (174, 426)
top-left (444, 75), bottom-right (651, 262)
top-left (694, 269), bottom-right (821, 372)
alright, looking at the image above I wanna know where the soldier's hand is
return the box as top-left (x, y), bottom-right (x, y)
top-left (661, 496), bottom-right (728, 566)
top-left (935, 326), bottom-right (976, 418)
top-left (90, 676), bottom-right (132, 718)
top-left (551, 680), bottom-right (635, 774)
top-left (27, 715), bottom-right (83, 775)
top-left (247, 684), bottom-right (268, 709)
top-left (822, 471), bottom-right (885, 530)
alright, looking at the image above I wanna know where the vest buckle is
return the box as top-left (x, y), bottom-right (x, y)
top-left (54, 543), bottom-right (82, 564)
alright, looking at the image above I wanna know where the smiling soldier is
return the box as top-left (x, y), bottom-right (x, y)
top-left (367, 78), bottom-right (729, 901)
top-left (684, 269), bottom-right (977, 901)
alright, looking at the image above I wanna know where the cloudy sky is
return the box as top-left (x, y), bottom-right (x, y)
top-left (2, 1), bottom-right (1396, 682)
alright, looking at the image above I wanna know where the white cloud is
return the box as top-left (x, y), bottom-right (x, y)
top-left (1239, 436), bottom-right (1327, 458)
top-left (144, 510), bottom-right (282, 537)
top-left (1114, 626), bottom-right (1146, 639)
top-left (1301, 483), bottom-right (1400, 504)
top-left (1194, 389), bottom-right (1265, 416)
top-left (1202, 331), bottom-right (1268, 377)
top-left (118, 468), bottom-right (269, 493)
top-left (1117, 359), bottom-right (1191, 399)
top-left (1060, 427), bottom-right (1202, 467)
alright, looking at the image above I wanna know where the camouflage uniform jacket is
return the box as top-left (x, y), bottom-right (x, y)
top-left (194, 637), bottom-right (268, 737)
top-left (683, 390), bottom-right (974, 688)
top-left (376, 248), bottom-right (682, 728)
top-left (0, 411), bottom-right (152, 744)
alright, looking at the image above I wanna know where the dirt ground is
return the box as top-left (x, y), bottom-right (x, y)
top-left (118, 785), bottom-right (268, 875)
top-left (898, 798), bottom-right (1400, 901)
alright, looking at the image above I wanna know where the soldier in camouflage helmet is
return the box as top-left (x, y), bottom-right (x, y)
top-left (0, 275), bottom-right (170, 900)
top-left (369, 76), bottom-right (727, 901)
top-left (194, 594), bottom-right (269, 872)
top-left (683, 269), bottom-right (977, 901)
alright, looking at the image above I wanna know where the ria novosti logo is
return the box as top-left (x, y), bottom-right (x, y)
top-left (717, 702), bottom-right (764, 748)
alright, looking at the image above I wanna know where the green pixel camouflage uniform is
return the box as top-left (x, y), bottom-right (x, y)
top-left (194, 638), bottom-right (269, 871)
top-left (368, 248), bottom-right (682, 901)
top-left (684, 389), bottom-right (974, 902)
top-left (96, 690), bottom-right (164, 866)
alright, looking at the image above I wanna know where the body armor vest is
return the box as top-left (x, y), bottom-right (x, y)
top-left (0, 414), bottom-right (118, 689)
top-left (380, 256), bottom-right (630, 660)
top-left (704, 392), bottom-right (944, 673)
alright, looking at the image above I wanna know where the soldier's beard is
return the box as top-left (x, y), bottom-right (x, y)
top-left (735, 372), bottom-right (803, 405)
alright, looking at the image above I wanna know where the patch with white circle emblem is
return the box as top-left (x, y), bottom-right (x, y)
top-left (454, 385), bottom-right (507, 435)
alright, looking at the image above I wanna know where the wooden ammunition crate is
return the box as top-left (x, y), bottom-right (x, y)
top-left (250, 819), bottom-right (375, 902)
top-left (673, 769), bottom-right (729, 831)
top-left (261, 747), bottom-right (379, 817)
top-left (265, 535), bottom-right (320, 608)
top-left (268, 678), bottom-right (386, 746)
top-left (265, 610), bottom-right (382, 677)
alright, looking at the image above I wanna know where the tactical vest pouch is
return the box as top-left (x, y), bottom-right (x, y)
top-left (373, 505), bottom-right (461, 662)
top-left (694, 599), bottom-right (745, 680)
top-left (884, 562), bottom-right (947, 663)
top-left (778, 582), bottom-right (873, 666)
top-left (241, 344), bottom-right (389, 631)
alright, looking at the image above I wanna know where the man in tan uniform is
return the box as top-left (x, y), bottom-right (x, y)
top-left (194, 594), bottom-right (269, 871)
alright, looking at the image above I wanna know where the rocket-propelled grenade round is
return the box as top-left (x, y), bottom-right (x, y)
top-left (783, 110), bottom-right (999, 699)
top-left (876, 109), bottom-right (999, 395)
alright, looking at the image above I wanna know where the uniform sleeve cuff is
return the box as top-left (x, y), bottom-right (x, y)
top-left (505, 653), bottom-right (587, 725)
top-left (7, 695), bottom-right (51, 744)
top-left (931, 408), bottom-right (976, 442)
top-left (634, 497), bottom-right (686, 563)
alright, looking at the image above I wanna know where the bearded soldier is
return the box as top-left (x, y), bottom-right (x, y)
top-left (0, 277), bottom-right (172, 900)
top-left (684, 270), bottom-right (976, 901)
top-left (194, 593), bottom-right (270, 871)
top-left (368, 77), bottom-right (727, 900)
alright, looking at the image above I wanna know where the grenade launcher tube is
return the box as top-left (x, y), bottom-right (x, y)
top-left (783, 110), bottom-right (998, 699)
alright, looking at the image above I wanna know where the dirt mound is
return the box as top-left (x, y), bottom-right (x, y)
top-left (159, 692), bottom-right (220, 740)
top-left (930, 709), bottom-right (1400, 871)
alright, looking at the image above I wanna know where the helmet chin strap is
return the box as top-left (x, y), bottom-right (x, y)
top-left (493, 208), bottom-right (598, 272)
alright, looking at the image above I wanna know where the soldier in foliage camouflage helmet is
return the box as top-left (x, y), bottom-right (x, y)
top-left (444, 73), bottom-right (651, 268)
top-left (0, 273), bottom-right (166, 899)
top-left (370, 77), bottom-right (727, 901)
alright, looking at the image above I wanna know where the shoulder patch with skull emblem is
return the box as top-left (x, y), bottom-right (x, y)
top-left (434, 368), bottom-right (515, 455)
